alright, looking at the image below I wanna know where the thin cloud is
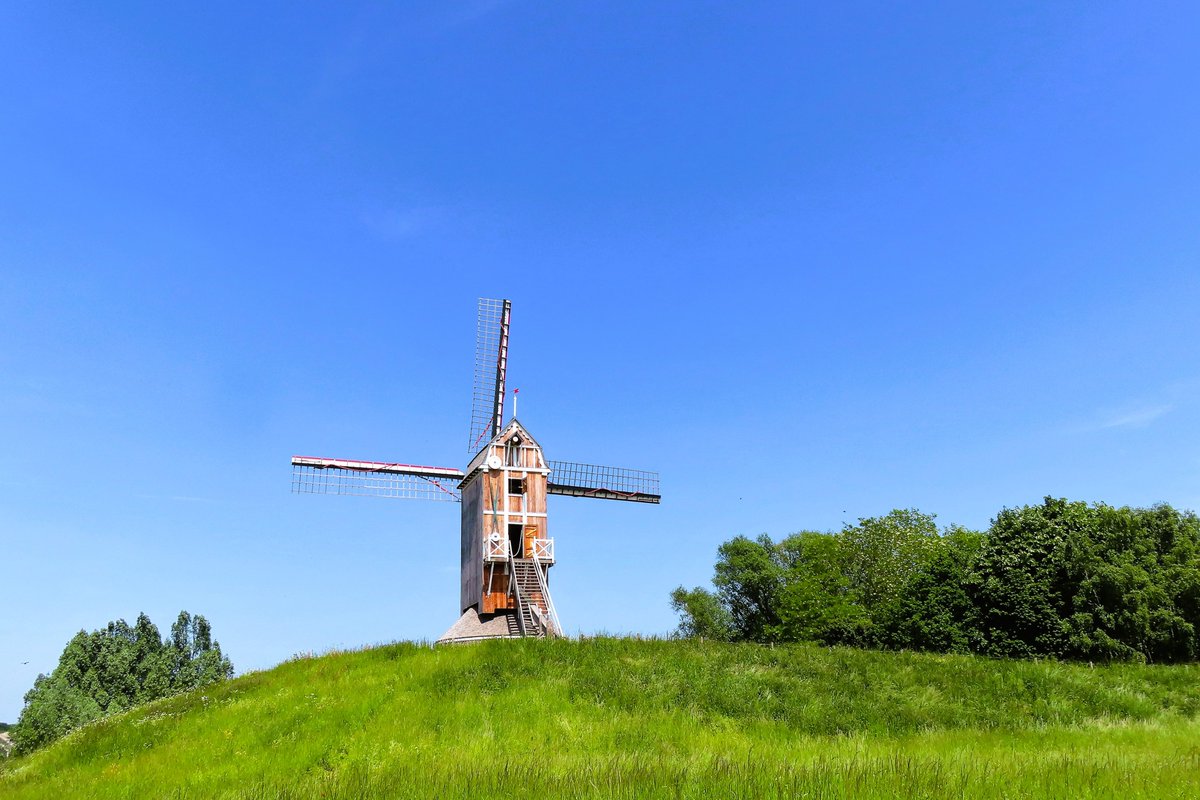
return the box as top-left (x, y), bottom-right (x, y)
top-left (1095, 403), bottom-right (1174, 430)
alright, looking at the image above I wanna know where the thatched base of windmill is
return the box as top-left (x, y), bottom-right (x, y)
top-left (435, 608), bottom-right (522, 644)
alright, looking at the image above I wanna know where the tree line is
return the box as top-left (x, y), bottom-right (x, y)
top-left (672, 498), bottom-right (1200, 663)
top-left (11, 611), bottom-right (232, 754)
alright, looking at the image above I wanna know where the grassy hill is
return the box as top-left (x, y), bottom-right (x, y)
top-left (2, 638), bottom-right (1199, 798)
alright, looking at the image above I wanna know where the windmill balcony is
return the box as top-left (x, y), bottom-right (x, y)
top-left (531, 537), bottom-right (555, 564)
top-left (483, 534), bottom-right (555, 563)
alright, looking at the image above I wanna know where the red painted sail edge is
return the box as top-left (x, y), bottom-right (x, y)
top-left (292, 456), bottom-right (464, 477)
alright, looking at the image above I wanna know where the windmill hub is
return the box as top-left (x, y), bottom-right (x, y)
top-left (290, 298), bottom-right (661, 643)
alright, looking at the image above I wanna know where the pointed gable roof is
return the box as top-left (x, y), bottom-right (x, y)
top-left (495, 418), bottom-right (542, 450)
top-left (464, 418), bottom-right (545, 475)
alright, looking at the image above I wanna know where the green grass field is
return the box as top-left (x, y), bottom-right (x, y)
top-left (3, 638), bottom-right (1199, 798)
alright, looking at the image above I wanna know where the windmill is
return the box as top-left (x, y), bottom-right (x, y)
top-left (290, 298), bottom-right (660, 643)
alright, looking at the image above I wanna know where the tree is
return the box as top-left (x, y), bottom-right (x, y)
top-left (677, 515), bottom-right (944, 645)
top-left (969, 498), bottom-right (1200, 663)
top-left (11, 636), bottom-right (104, 752)
top-left (1059, 503), bottom-right (1200, 663)
top-left (671, 500), bottom-right (1200, 662)
top-left (840, 509), bottom-right (941, 620)
top-left (970, 497), bottom-right (1083, 659)
top-left (712, 535), bottom-right (786, 642)
top-left (133, 613), bottom-right (172, 703)
top-left (669, 586), bottom-right (734, 640)
top-left (774, 532), bottom-right (869, 644)
top-left (168, 611), bottom-right (233, 691)
top-left (877, 526), bottom-right (983, 653)
top-left (12, 611), bottom-right (233, 754)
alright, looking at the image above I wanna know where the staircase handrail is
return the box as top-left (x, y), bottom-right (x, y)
top-left (532, 559), bottom-right (563, 637)
top-left (507, 551), bottom-right (529, 637)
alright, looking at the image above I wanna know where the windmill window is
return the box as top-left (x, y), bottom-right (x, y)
top-left (508, 478), bottom-right (524, 495)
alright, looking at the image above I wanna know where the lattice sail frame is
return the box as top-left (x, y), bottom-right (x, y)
top-left (291, 457), bottom-right (464, 502)
top-left (468, 298), bottom-right (510, 454)
top-left (547, 460), bottom-right (661, 503)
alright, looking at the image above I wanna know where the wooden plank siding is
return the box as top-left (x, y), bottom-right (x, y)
top-left (459, 477), bottom-right (483, 614)
top-left (481, 566), bottom-right (512, 613)
top-left (458, 420), bottom-right (554, 617)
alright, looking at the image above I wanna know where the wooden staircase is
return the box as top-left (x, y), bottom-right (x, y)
top-left (510, 557), bottom-right (556, 637)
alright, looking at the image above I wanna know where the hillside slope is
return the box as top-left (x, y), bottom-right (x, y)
top-left (2, 638), bottom-right (1199, 798)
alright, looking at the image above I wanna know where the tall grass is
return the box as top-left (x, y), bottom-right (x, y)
top-left (3, 638), bottom-right (1199, 798)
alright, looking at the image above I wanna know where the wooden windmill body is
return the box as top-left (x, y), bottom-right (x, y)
top-left (291, 299), bottom-right (660, 642)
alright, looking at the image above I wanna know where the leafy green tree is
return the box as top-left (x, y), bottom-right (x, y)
top-left (971, 498), bottom-right (1200, 663)
top-left (133, 613), bottom-right (172, 703)
top-left (11, 635), bottom-right (104, 752)
top-left (1059, 503), bottom-right (1200, 663)
top-left (878, 526), bottom-right (983, 653)
top-left (712, 535), bottom-right (786, 642)
top-left (774, 532), bottom-right (869, 644)
top-left (679, 514), bottom-right (945, 645)
top-left (970, 497), bottom-right (1083, 659)
top-left (13, 611), bottom-right (233, 754)
top-left (840, 509), bottom-right (941, 619)
top-left (169, 611), bottom-right (233, 691)
top-left (673, 501), bottom-right (1200, 663)
top-left (1154, 505), bottom-right (1200, 658)
top-left (669, 586), bottom-right (734, 640)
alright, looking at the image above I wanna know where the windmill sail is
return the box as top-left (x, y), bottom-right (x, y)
top-left (547, 460), bottom-right (660, 504)
top-left (291, 456), bottom-right (465, 502)
top-left (468, 298), bottom-right (511, 454)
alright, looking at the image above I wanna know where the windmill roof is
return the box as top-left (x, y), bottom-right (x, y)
top-left (497, 418), bottom-right (541, 448)
top-left (464, 417), bottom-right (545, 474)
top-left (436, 609), bottom-right (519, 644)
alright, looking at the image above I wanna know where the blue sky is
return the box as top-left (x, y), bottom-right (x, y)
top-left (2, 2), bottom-right (1199, 720)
